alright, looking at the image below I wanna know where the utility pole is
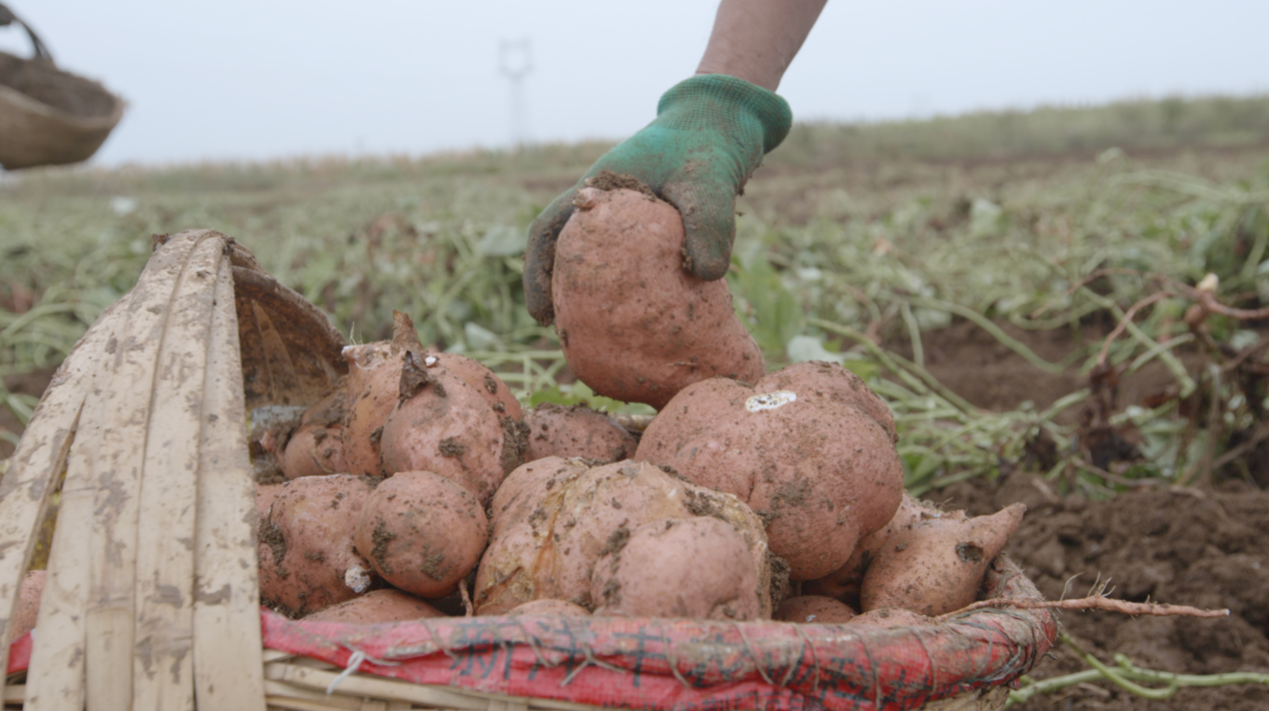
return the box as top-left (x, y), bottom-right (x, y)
top-left (499, 38), bottom-right (532, 150)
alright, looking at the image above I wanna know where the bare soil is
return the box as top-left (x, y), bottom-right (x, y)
top-left (919, 319), bottom-right (1269, 710)
top-left (937, 474), bottom-right (1269, 710)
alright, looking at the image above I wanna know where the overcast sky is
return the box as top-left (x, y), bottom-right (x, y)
top-left (2, 1), bottom-right (1265, 166)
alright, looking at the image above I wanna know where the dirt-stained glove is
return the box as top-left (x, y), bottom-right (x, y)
top-left (522, 74), bottom-right (792, 325)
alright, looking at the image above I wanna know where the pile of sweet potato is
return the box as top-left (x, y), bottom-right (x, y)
top-left (237, 187), bottom-right (1027, 628)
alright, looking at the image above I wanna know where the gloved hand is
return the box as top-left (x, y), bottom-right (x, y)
top-left (523, 74), bottom-right (793, 325)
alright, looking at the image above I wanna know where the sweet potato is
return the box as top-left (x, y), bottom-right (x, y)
top-left (341, 311), bottom-right (423, 477)
top-left (378, 362), bottom-right (511, 505)
top-left (847, 607), bottom-right (930, 628)
top-left (774, 595), bottom-right (857, 624)
top-left (341, 311), bottom-right (524, 502)
top-left (803, 491), bottom-right (928, 604)
top-left (303, 589), bottom-right (446, 624)
top-left (506, 599), bottom-right (592, 617)
top-left (474, 458), bottom-right (772, 616)
top-left (591, 518), bottom-right (764, 620)
top-left (523, 403), bottom-right (637, 463)
top-left (552, 187), bottom-right (764, 409)
top-left (860, 503), bottom-right (1026, 616)
top-left (279, 388), bottom-right (349, 479)
top-left (256, 483), bottom-right (285, 524)
top-left (6, 570), bottom-right (45, 643)
top-left (432, 352), bottom-right (522, 419)
top-left (257, 474), bottom-right (378, 617)
top-left (636, 361), bottom-right (904, 580)
top-left (354, 470), bottom-right (489, 598)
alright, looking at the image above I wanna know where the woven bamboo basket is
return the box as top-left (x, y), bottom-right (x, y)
top-left (0, 231), bottom-right (1057, 710)
top-left (0, 4), bottom-right (124, 170)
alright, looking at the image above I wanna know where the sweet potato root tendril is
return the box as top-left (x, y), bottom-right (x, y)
top-left (938, 595), bottom-right (1229, 621)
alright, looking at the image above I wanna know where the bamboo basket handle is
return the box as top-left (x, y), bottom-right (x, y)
top-left (0, 2), bottom-right (55, 63)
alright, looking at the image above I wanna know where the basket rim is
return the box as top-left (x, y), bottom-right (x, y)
top-left (0, 80), bottom-right (124, 129)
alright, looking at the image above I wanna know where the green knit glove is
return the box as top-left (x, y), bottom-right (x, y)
top-left (523, 74), bottom-right (793, 325)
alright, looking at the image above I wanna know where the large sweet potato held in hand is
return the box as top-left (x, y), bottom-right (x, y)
top-left (552, 187), bottom-right (765, 409)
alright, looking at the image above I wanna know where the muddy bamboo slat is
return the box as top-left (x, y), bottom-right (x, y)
top-left (22, 336), bottom-right (121, 711)
top-left (22, 433), bottom-right (96, 710)
top-left (23, 300), bottom-right (136, 710)
top-left (0, 295), bottom-right (123, 693)
top-left (263, 664), bottom-right (492, 711)
top-left (132, 232), bottom-right (228, 710)
top-left (82, 234), bottom-right (201, 710)
top-left (192, 239), bottom-right (267, 711)
top-left (262, 664), bottom-right (603, 711)
top-left (261, 681), bottom-right (366, 709)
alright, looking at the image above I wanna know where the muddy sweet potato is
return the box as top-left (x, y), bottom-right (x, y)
top-left (378, 362), bottom-right (512, 505)
top-left (523, 402), bottom-right (637, 463)
top-left (803, 491), bottom-right (928, 605)
top-left (473, 458), bottom-right (773, 616)
top-left (636, 361), bottom-right (904, 580)
top-left (774, 595), bottom-right (857, 624)
top-left (552, 187), bottom-right (764, 409)
top-left (506, 599), bottom-right (592, 617)
top-left (432, 352), bottom-right (523, 419)
top-left (860, 503), bottom-right (1026, 616)
top-left (257, 474), bottom-right (378, 617)
top-left (341, 311), bottom-right (524, 502)
top-left (279, 388), bottom-right (349, 479)
top-left (341, 311), bottom-right (425, 478)
top-left (303, 588), bottom-right (447, 624)
top-left (354, 470), bottom-right (489, 598)
top-left (591, 517), bottom-right (764, 620)
top-left (847, 607), bottom-right (930, 628)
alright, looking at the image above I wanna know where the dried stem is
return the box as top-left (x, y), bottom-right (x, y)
top-left (938, 595), bottom-right (1229, 622)
top-left (1095, 292), bottom-right (1168, 369)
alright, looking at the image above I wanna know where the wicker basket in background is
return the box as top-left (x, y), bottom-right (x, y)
top-left (0, 231), bottom-right (1057, 710)
top-left (0, 3), bottom-right (124, 170)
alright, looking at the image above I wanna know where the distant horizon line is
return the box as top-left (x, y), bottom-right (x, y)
top-left (6, 89), bottom-right (1266, 175)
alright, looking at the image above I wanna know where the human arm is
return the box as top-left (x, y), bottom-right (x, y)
top-left (695, 0), bottom-right (827, 91)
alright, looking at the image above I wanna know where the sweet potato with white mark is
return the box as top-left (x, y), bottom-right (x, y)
top-left (636, 361), bottom-right (904, 580)
top-left (354, 470), bottom-right (489, 598)
top-left (552, 188), bottom-right (764, 409)
top-left (860, 503), bottom-right (1027, 617)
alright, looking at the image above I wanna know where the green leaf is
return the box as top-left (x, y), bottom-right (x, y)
top-left (477, 225), bottom-right (526, 257)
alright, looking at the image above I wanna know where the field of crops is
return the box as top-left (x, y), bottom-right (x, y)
top-left (3, 94), bottom-right (1269, 708)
